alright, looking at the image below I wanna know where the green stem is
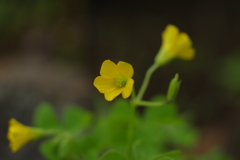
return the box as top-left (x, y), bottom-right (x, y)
top-left (44, 129), bottom-right (61, 136)
top-left (135, 100), bottom-right (171, 107)
top-left (136, 63), bottom-right (159, 101)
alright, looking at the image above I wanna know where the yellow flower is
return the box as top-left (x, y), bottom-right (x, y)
top-left (155, 24), bottom-right (195, 66)
top-left (7, 118), bottom-right (44, 152)
top-left (93, 60), bottom-right (134, 101)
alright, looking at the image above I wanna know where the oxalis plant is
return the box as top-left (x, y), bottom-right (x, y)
top-left (7, 24), bottom-right (198, 160)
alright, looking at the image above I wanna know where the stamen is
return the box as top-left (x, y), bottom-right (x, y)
top-left (115, 75), bottom-right (127, 88)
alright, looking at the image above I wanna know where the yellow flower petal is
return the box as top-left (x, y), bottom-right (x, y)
top-left (100, 60), bottom-right (120, 78)
top-left (155, 24), bottom-right (195, 65)
top-left (93, 76), bottom-right (116, 93)
top-left (122, 78), bottom-right (134, 98)
top-left (7, 118), bottom-right (44, 152)
top-left (7, 119), bottom-right (33, 152)
top-left (174, 33), bottom-right (194, 60)
top-left (176, 48), bottom-right (195, 60)
top-left (104, 87), bottom-right (124, 101)
top-left (162, 24), bottom-right (179, 47)
top-left (117, 61), bottom-right (134, 78)
top-left (175, 33), bottom-right (192, 50)
top-left (94, 60), bottom-right (135, 101)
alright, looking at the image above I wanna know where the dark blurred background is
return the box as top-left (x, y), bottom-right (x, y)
top-left (1, 0), bottom-right (240, 159)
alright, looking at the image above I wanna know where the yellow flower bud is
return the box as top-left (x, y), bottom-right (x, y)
top-left (7, 118), bottom-right (44, 152)
top-left (167, 74), bottom-right (181, 101)
top-left (155, 24), bottom-right (195, 66)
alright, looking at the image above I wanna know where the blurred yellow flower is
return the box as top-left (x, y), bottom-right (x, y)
top-left (155, 24), bottom-right (195, 66)
top-left (7, 118), bottom-right (44, 152)
top-left (93, 60), bottom-right (134, 101)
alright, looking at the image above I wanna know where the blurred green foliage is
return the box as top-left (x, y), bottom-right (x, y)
top-left (99, 150), bottom-right (128, 160)
top-left (30, 94), bottom-right (235, 160)
top-left (33, 102), bottom-right (60, 130)
top-left (32, 97), bottom-right (200, 160)
top-left (214, 49), bottom-right (240, 93)
top-left (33, 102), bottom-right (92, 160)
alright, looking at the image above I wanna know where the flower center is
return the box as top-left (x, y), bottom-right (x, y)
top-left (114, 75), bottom-right (127, 88)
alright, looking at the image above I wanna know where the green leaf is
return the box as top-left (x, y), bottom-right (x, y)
top-left (162, 122), bottom-right (199, 147)
top-left (107, 98), bottom-right (132, 149)
top-left (99, 150), bottom-right (128, 160)
top-left (62, 105), bottom-right (92, 135)
top-left (142, 95), bottom-right (198, 150)
top-left (40, 136), bottom-right (76, 160)
top-left (133, 139), bottom-right (162, 160)
top-left (150, 150), bottom-right (181, 160)
top-left (157, 157), bottom-right (174, 160)
top-left (75, 137), bottom-right (99, 160)
top-left (33, 102), bottom-right (60, 129)
top-left (40, 137), bottom-right (61, 160)
top-left (77, 99), bottom-right (132, 155)
top-left (144, 95), bottom-right (177, 123)
top-left (110, 98), bottom-right (131, 118)
top-left (92, 117), bottom-right (110, 149)
top-left (58, 138), bottom-right (72, 159)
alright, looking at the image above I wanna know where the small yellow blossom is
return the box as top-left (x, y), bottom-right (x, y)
top-left (93, 60), bottom-right (134, 101)
top-left (155, 24), bottom-right (195, 66)
top-left (7, 118), bottom-right (44, 152)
